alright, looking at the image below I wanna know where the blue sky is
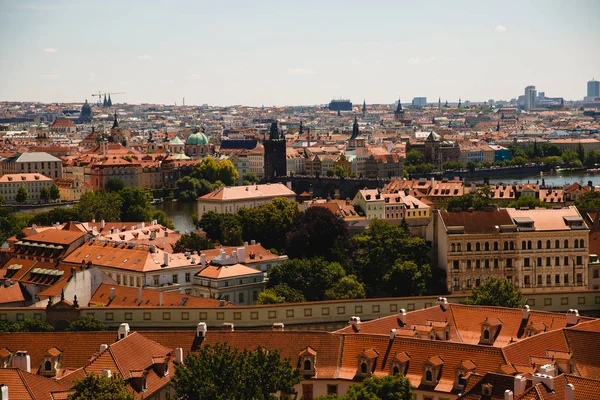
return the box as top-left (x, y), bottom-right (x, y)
top-left (1, 0), bottom-right (599, 106)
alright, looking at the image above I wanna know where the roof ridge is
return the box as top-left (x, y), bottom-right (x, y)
top-left (17, 368), bottom-right (40, 400)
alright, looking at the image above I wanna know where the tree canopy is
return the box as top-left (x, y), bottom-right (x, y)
top-left (574, 190), bottom-right (600, 209)
top-left (67, 373), bottom-right (134, 400)
top-left (16, 184), bottom-right (28, 204)
top-left (461, 277), bottom-right (526, 308)
top-left (66, 315), bottom-right (108, 331)
top-left (317, 374), bottom-right (414, 400)
top-left (172, 342), bottom-right (301, 400)
top-left (446, 187), bottom-right (496, 211)
top-left (173, 232), bottom-right (214, 253)
top-left (174, 158), bottom-right (239, 201)
top-left (508, 195), bottom-right (550, 209)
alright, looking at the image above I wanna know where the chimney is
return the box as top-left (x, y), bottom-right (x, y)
top-left (538, 364), bottom-right (555, 377)
top-left (158, 292), bottom-right (163, 306)
top-left (101, 220), bottom-right (105, 229)
top-left (565, 383), bottom-right (575, 400)
top-left (197, 322), bottom-right (207, 338)
top-left (138, 287), bottom-right (143, 303)
top-left (522, 305), bottom-right (530, 320)
top-left (117, 323), bottom-right (130, 340)
top-left (251, 240), bottom-right (256, 245)
top-left (0, 384), bottom-right (7, 400)
top-left (272, 323), bottom-right (285, 331)
top-left (99, 344), bottom-right (108, 353)
top-left (349, 316), bottom-right (361, 332)
top-left (222, 323), bottom-right (234, 331)
top-left (566, 309), bottom-right (579, 325)
top-left (200, 253), bottom-right (206, 267)
top-left (220, 299), bottom-right (226, 307)
top-left (398, 309), bottom-right (407, 326)
top-left (236, 247), bottom-right (246, 263)
top-left (504, 390), bottom-right (513, 400)
top-left (390, 328), bottom-right (397, 340)
top-left (175, 348), bottom-right (184, 365)
top-left (12, 351), bottom-right (31, 373)
top-left (109, 287), bottom-right (116, 300)
top-left (437, 297), bottom-right (448, 311)
top-left (514, 375), bottom-right (526, 395)
top-left (102, 369), bottom-right (112, 377)
top-left (532, 373), bottom-right (554, 390)
top-left (164, 253), bottom-right (169, 266)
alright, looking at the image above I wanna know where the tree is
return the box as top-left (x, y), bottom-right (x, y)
top-left (446, 187), bottom-right (496, 211)
top-left (68, 373), bottom-right (134, 400)
top-left (175, 176), bottom-right (218, 202)
top-left (324, 275), bottom-right (366, 300)
top-left (574, 190), bottom-right (600, 209)
top-left (0, 192), bottom-right (3, 205)
top-left (577, 142), bottom-right (585, 163)
top-left (118, 187), bottom-right (153, 222)
top-left (0, 209), bottom-right (31, 245)
top-left (30, 206), bottom-right (80, 226)
top-left (405, 149), bottom-right (425, 166)
top-left (50, 183), bottom-right (61, 201)
top-left (262, 284), bottom-right (306, 303)
top-left (267, 258), bottom-right (346, 302)
top-left (562, 150), bottom-right (579, 167)
top-left (508, 196), bottom-right (550, 209)
top-left (466, 161), bottom-right (478, 172)
top-left (173, 232), bottom-right (214, 253)
top-left (461, 277), bottom-right (526, 308)
top-left (105, 178), bottom-right (125, 192)
top-left (77, 191), bottom-right (123, 222)
top-left (40, 186), bottom-right (51, 203)
top-left (319, 374), bottom-right (414, 400)
top-left (172, 342), bottom-right (301, 400)
top-left (243, 172), bottom-right (259, 185)
top-left (66, 315), bottom-right (108, 331)
top-left (217, 159), bottom-right (239, 186)
top-left (152, 210), bottom-right (175, 229)
top-left (5, 318), bottom-right (55, 332)
top-left (286, 206), bottom-right (352, 266)
top-left (198, 212), bottom-right (243, 246)
top-left (256, 289), bottom-right (286, 304)
top-left (584, 150), bottom-right (599, 168)
top-left (442, 161), bottom-right (463, 170)
top-left (333, 165), bottom-right (348, 178)
top-left (16, 184), bottom-right (28, 204)
top-left (543, 156), bottom-right (563, 169)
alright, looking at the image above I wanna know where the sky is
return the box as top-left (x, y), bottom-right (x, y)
top-left (1, 0), bottom-right (599, 107)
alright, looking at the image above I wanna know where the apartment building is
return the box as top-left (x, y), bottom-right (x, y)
top-left (1, 152), bottom-right (63, 179)
top-left (0, 173), bottom-right (53, 203)
top-left (438, 207), bottom-right (589, 293)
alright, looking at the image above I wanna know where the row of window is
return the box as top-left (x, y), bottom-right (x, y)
top-left (452, 273), bottom-right (583, 289)
top-left (452, 255), bottom-right (584, 270)
top-left (451, 239), bottom-right (586, 253)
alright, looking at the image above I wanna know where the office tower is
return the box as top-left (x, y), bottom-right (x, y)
top-left (588, 79), bottom-right (600, 98)
top-left (524, 86), bottom-right (536, 110)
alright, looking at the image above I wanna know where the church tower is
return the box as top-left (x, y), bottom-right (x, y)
top-left (394, 99), bottom-right (404, 122)
top-left (107, 94), bottom-right (112, 107)
top-left (350, 115), bottom-right (359, 140)
top-left (458, 98), bottom-right (462, 108)
top-left (362, 100), bottom-right (367, 118)
top-left (263, 121), bottom-right (287, 180)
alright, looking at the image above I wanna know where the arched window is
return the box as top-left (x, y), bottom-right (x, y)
top-left (522, 241), bottom-right (527, 250)
top-left (575, 240), bottom-right (579, 248)
top-left (537, 240), bottom-right (542, 249)
top-left (426, 370), bottom-right (433, 382)
top-left (483, 329), bottom-right (490, 340)
top-left (476, 243), bottom-right (481, 251)
top-left (446, 331), bottom-right (450, 340)
top-left (556, 240), bottom-right (560, 249)
top-left (467, 243), bottom-right (472, 251)
top-left (564, 240), bottom-right (569, 248)
top-left (44, 360), bottom-right (52, 371)
top-left (528, 241), bottom-right (532, 250)
top-left (304, 359), bottom-right (312, 371)
top-left (485, 242), bottom-right (490, 251)
top-left (361, 362), bottom-right (368, 374)
top-left (504, 241), bottom-right (508, 250)
top-left (494, 242), bottom-right (499, 251)
top-left (580, 239), bottom-right (585, 248)
top-left (457, 243), bottom-right (462, 252)
top-left (547, 240), bottom-right (551, 249)
top-left (393, 366), bottom-right (400, 376)
top-left (451, 243), bottom-right (456, 252)
top-left (510, 242), bottom-right (515, 250)
top-left (458, 373), bottom-right (466, 386)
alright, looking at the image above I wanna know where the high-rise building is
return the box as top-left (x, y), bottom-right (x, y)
top-left (588, 79), bottom-right (600, 98)
top-left (524, 86), bottom-right (536, 110)
top-left (412, 97), bottom-right (427, 107)
top-left (263, 121), bottom-right (287, 180)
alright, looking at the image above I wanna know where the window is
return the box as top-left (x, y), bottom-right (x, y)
top-left (458, 373), bottom-right (467, 386)
top-left (506, 259), bottom-right (513, 268)
top-left (510, 241), bottom-right (515, 250)
top-left (504, 241), bottom-right (509, 250)
top-left (451, 243), bottom-right (456, 252)
top-left (547, 275), bottom-right (551, 285)
top-left (494, 242), bottom-right (499, 251)
top-left (153, 276), bottom-right (159, 286)
top-left (476, 243), bottom-right (481, 251)
top-left (485, 242), bottom-right (490, 251)
top-left (580, 239), bottom-right (585, 248)
top-left (476, 278), bottom-right (481, 287)
top-left (129, 276), bottom-right (134, 286)
top-left (564, 240), bottom-right (569, 248)
top-left (537, 240), bottom-right (542, 249)
top-left (467, 243), bottom-right (472, 251)
top-left (238, 293), bottom-right (244, 304)
top-left (547, 240), bottom-right (551, 249)
top-left (361, 362), bottom-right (368, 374)
top-left (594, 269), bottom-right (599, 279)
top-left (575, 240), bottom-right (579, 248)
top-left (528, 241), bottom-right (532, 250)
top-left (577, 256), bottom-right (582, 265)
top-left (453, 260), bottom-right (459, 270)
top-left (494, 259), bottom-right (499, 268)
top-left (556, 257), bottom-right (560, 266)
top-left (453, 278), bottom-right (459, 290)
top-left (327, 385), bottom-right (338, 395)
top-left (483, 329), bottom-right (490, 340)
top-left (426, 370), bottom-right (433, 382)
top-left (538, 275), bottom-right (542, 285)
top-left (252, 290), bottom-right (258, 301)
top-left (522, 241), bottom-right (527, 250)
top-left (564, 256), bottom-right (569, 266)
top-left (577, 273), bottom-right (583, 284)
top-left (555, 274), bottom-right (560, 284)
top-left (172, 274), bottom-right (178, 284)
top-left (537, 257), bottom-right (542, 267)
top-left (467, 260), bottom-right (472, 269)
top-left (45, 360), bottom-right (52, 371)
top-left (304, 359), bottom-right (312, 371)
top-left (476, 260), bottom-right (481, 269)
top-left (392, 366), bottom-right (400, 376)
top-left (524, 258), bottom-right (530, 267)
top-left (546, 257), bottom-right (551, 266)
top-left (564, 274), bottom-right (569, 284)
top-left (556, 240), bottom-right (560, 248)
top-left (485, 259), bottom-right (490, 269)
top-left (185, 273), bottom-right (191, 283)
top-left (524, 275), bottom-right (531, 285)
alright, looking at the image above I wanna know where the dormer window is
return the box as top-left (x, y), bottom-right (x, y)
top-left (356, 349), bottom-right (379, 379)
top-left (422, 356), bottom-right (443, 386)
top-left (304, 359), bottom-right (312, 371)
top-left (45, 360), bottom-right (52, 371)
top-left (479, 317), bottom-right (502, 345)
top-left (392, 365), bottom-right (400, 375)
top-left (299, 347), bottom-right (317, 378)
top-left (483, 329), bottom-right (490, 340)
top-left (425, 370), bottom-right (433, 382)
top-left (361, 362), bottom-right (368, 374)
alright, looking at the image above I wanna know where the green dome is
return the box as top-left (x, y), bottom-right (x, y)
top-left (37, 122), bottom-right (48, 130)
top-left (186, 131), bottom-right (209, 145)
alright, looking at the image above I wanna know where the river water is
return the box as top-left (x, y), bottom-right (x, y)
top-left (152, 200), bottom-right (196, 233)
top-left (467, 170), bottom-right (600, 187)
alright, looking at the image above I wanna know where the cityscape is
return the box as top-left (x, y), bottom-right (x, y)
top-left (1, 1), bottom-right (600, 400)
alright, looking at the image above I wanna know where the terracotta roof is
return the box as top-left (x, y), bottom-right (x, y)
top-left (563, 330), bottom-right (600, 379)
top-left (439, 209), bottom-right (514, 234)
top-left (24, 230), bottom-right (85, 245)
top-left (0, 368), bottom-right (66, 400)
top-left (506, 207), bottom-right (587, 232)
top-left (200, 183), bottom-right (295, 201)
top-left (197, 263), bottom-right (264, 279)
top-left (0, 283), bottom-right (27, 304)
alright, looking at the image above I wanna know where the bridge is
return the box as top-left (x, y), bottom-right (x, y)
top-left (274, 175), bottom-right (390, 199)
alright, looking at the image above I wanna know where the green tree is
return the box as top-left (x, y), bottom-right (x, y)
top-left (574, 190), bottom-right (600, 208)
top-left (105, 178), bottom-right (125, 192)
top-left (0, 192), bottom-right (3, 205)
top-left (263, 284), bottom-right (306, 303)
top-left (466, 161), bottom-right (478, 172)
top-left (152, 210), bottom-right (175, 229)
top-left (577, 142), bottom-right (585, 163)
top-left (50, 183), bottom-right (61, 201)
top-left (172, 342), bottom-right (301, 400)
top-left (324, 275), bottom-right (366, 300)
top-left (337, 374), bottom-right (415, 400)
top-left (173, 232), bottom-right (214, 253)
top-left (66, 315), bottom-right (108, 331)
top-left (584, 150), bottom-right (599, 168)
top-left (68, 373), bottom-right (134, 400)
top-left (543, 156), bottom-right (563, 169)
top-left (118, 187), bottom-right (153, 221)
top-left (286, 206), bottom-right (352, 266)
top-left (508, 196), bottom-right (551, 209)
top-left (326, 169), bottom-right (334, 177)
top-left (461, 277), bottom-right (526, 308)
top-left (405, 149), bottom-right (425, 166)
top-left (7, 318), bottom-right (55, 332)
top-left (562, 150), bottom-right (579, 167)
top-left (175, 176), bottom-right (217, 202)
top-left (193, 157), bottom-right (219, 182)
top-left (442, 161), bottom-right (463, 170)
top-left (16, 184), bottom-right (28, 204)
top-left (333, 165), bottom-right (348, 178)
top-left (40, 186), bottom-right (51, 203)
top-left (217, 159), bottom-right (239, 186)
top-left (0, 209), bottom-right (31, 244)
top-left (77, 191), bottom-right (123, 222)
top-left (30, 207), bottom-right (80, 226)
top-left (198, 212), bottom-right (243, 245)
top-left (256, 289), bottom-right (286, 305)
top-left (267, 258), bottom-right (346, 302)
top-left (511, 156), bottom-right (528, 166)
top-left (243, 172), bottom-right (260, 185)
top-left (446, 187), bottom-right (496, 211)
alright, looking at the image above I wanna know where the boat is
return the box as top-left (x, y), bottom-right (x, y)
top-left (150, 198), bottom-right (164, 204)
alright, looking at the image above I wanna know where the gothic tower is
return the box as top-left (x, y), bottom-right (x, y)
top-left (350, 115), bottom-right (359, 140)
top-left (362, 100), bottom-right (367, 118)
top-left (394, 99), bottom-right (404, 122)
top-left (263, 121), bottom-right (287, 180)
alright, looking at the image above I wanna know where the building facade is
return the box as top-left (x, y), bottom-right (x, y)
top-left (0, 173), bottom-right (54, 204)
top-left (1, 152), bottom-right (63, 179)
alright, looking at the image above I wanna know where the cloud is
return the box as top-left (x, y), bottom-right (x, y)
top-left (408, 56), bottom-right (436, 64)
top-left (43, 48), bottom-right (57, 53)
top-left (88, 72), bottom-right (98, 83)
top-left (287, 68), bottom-right (316, 75)
top-left (138, 54), bottom-right (152, 60)
top-left (40, 74), bottom-right (60, 80)
top-left (189, 73), bottom-right (202, 79)
top-left (495, 25), bottom-right (506, 32)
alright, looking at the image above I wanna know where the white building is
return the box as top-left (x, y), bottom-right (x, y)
top-left (0, 173), bottom-right (53, 204)
top-left (525, 86), bottom-right (537, 110)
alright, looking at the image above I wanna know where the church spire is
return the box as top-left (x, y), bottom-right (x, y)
top-left (112, 111), bottom-right (119, 129)
top-left (362, 99), bottom-right (367, 117)
top-left (438, 97), bottom-right (441, 112)
top-left (103, 95), bottom-right (108, 108)
top-left (107, 94), bottom-right (112, 107)
top-left (299, 120), bottom-right (304, 135)
top-left (351, 115), bottom-right (359, 140)
top-left (458, 98), bottom-right (462, 108)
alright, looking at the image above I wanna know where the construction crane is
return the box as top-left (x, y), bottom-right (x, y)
top-left (91, 91), bottom-right (126, 107)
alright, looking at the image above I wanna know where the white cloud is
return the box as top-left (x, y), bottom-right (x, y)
top-left (138, 54), bottom-right (152, 60)
top-left (41, 74), bottom-right (60, 80)
top-left (495, 25), bottom-right (506, 32)
top-left (408, 56), bottom-right (436, 64)
top-left (43, 48), bottom-right (57, 53)
top-left (88, 72), bottom-right (98, 83)
top-left (287, 68), bottom-right (316, 75)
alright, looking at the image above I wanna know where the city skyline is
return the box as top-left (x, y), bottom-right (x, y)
top-left (1, 0), bottom-right (599, 106)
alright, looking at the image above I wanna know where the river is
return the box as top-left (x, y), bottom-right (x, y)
top-left (152, 200), bottom-right (196, 233)
top-left (466, 170), bottom-right (600, 187)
